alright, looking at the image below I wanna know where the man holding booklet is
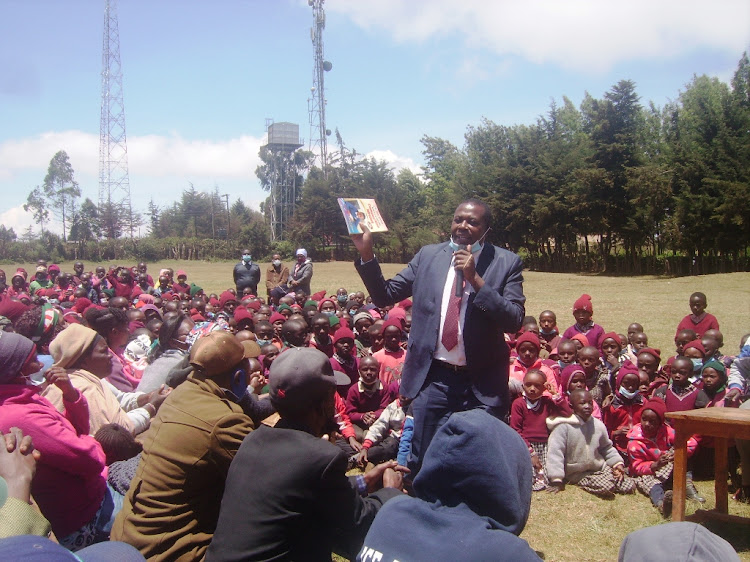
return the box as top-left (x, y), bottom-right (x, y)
top-left (350, 198), bottom-right (526, 476)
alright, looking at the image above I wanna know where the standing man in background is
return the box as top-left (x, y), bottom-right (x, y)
top-left (351, 199), bottom-right (525, 475)
top-left (233, 249), bottom-right (261, 296)
top-left (265, 253), bottom-right (289, 301)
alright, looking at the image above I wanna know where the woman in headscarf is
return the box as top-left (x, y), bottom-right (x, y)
top-left (0, 331), bottom-right (114, 551)
top-left (287, 248), bottom-right (313, 296)
top-left (41, 324), bottom-right (166, 436)
top-left (84, 307), bottom-right (140, 392)
top-left (12, 303), bottom-right (66, 355)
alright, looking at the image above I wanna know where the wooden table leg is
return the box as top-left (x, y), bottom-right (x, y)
top-left (672, 430), bottom-right (688, 521)
top-left (714, 437), bottom-right (728, 514)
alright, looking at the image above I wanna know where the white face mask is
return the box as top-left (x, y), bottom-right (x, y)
top-left (24, 355), bottom-right (53, 387)
top-left (24, 370), bottom-right (46, 387)
top-left (272, 260), bottom-right (281, 267)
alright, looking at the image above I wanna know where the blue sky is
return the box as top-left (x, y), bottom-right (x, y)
top-left (1, 0), bottom-right (748, 235)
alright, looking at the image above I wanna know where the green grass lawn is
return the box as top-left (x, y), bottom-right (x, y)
top-left (22, 259), bottom-right (750, 560)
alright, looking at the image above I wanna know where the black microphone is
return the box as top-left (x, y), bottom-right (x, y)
top-left (455, 269), bottom-right (463, 297)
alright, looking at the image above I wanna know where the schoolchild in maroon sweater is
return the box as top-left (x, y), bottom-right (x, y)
top-left (510, 369), bottom-right (564, 490)
top-left (602, 362), bottom-right (644, 462)
top-left (345, 356), bottom-right (395, 440)
top-left (538, 310), bottom-right (561, 356)
top-left (653, 356), bottom-right (709, 412)
top-left (675, 292), bottom-right (719, 339)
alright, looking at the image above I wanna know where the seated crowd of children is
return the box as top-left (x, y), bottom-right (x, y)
top-left (0, 261), bottom-right (748, 558)
top-left (508, 291), bottom-right (749, 516)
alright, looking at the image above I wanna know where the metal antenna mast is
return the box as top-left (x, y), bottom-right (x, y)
top-left (307, 0), bottom-right (332, 176)
top-left (99, 0), bottom-right (132, 238)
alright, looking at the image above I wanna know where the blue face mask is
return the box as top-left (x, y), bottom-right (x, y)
top-left (256, 338), bottom-right (272, 346)
top-left (322, 310), bottom-right (335, 317)
top-left (448, 238), bottom-right (483, 253)
top-left (619, 386), bottom-right (640, 400)
top-left (337, 295), bottom-right (347, 304)
top-left (242, 255), bottom-right (252, 263)
top-left (691, 358), bottom-right (703, 372)
top-left (448, 228), bottom-right (490, 253)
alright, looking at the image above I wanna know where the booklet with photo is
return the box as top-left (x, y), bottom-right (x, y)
top-left (337, 198), bottom-right (389, 234)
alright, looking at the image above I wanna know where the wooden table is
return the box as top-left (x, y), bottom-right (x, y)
top-left (666, 408), bottom-right (750, 523)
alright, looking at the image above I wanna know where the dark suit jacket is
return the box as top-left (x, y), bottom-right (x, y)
top-left (207, 422), bottom-right (400, 562)
top-left (355, 242), bottom-right (525, 412)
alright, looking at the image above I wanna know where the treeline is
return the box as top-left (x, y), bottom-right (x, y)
top-left (287, 55), bottom-right (750, 274)
top-left (4, 54), bottom-right (749, 275)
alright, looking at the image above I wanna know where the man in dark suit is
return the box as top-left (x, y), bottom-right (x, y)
top-left (233, 248), bottom-right (261, 296)
top-left (207, 348), bottom-right (404, 562)
top-left (352, 199), bottom-right (525, 474)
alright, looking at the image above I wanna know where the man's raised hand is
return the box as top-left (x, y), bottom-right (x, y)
top-left (350, 224), bottom-right (375, 263)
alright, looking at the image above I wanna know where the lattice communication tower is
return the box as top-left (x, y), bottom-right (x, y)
top-left (307, 0), bottom-right (332, 176)
top-left (265, 121), bottom-right (304, 241)
top-left (99, 0), bottom-right (132, 238)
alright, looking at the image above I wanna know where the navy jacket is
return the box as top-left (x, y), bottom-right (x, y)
top-left (355, 242), bottom-right (525, 411)
top-left (357, 409), bottom-right (541, 562)
top-left (207, 421), bottom-right (400, 561)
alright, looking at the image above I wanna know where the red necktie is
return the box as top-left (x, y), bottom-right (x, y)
top-left (441, 275), bottom-right (462, 351)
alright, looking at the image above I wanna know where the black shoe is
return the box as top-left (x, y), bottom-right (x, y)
top-left (686, 480), bottom-right (706, 503)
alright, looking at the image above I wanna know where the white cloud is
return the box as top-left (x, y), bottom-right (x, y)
top-left (0, 205), bottom-right (62, 237)
top-left (0, 131), bottom-right (265, 181)
top-left (364, 149), bottom-right (422, 177)
top-left (327, 0), bottom-right (750, 72)
top-left (0, 130), bottom-right (269, 222)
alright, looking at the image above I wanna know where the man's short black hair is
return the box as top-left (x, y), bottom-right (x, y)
top-left (460, 198), bottom-right (492, 229)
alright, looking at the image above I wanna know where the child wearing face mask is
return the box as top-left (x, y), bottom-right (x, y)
top-left (602, 363), bottom-right (644, 464)
top-left (681, 340), bottom-right (707, 384)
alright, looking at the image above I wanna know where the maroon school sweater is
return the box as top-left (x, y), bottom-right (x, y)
top-left (345, 383), bottom-right (395, 426)
top-left (675, 313), bottom-right (719, 339)
top-left (510, 395), bottom-right (558, 447)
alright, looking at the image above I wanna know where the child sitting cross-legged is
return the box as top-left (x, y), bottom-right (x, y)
top-left (345, 356), bottom-right (396, 441)
top-left (546, 389), bottom-right (635, 498)
top-left (510, 369), bottom-right (564, 491)
top-left (627, 397), bottom-right (698, 517)
top-left (356, 395), bottom-right (409, 467)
